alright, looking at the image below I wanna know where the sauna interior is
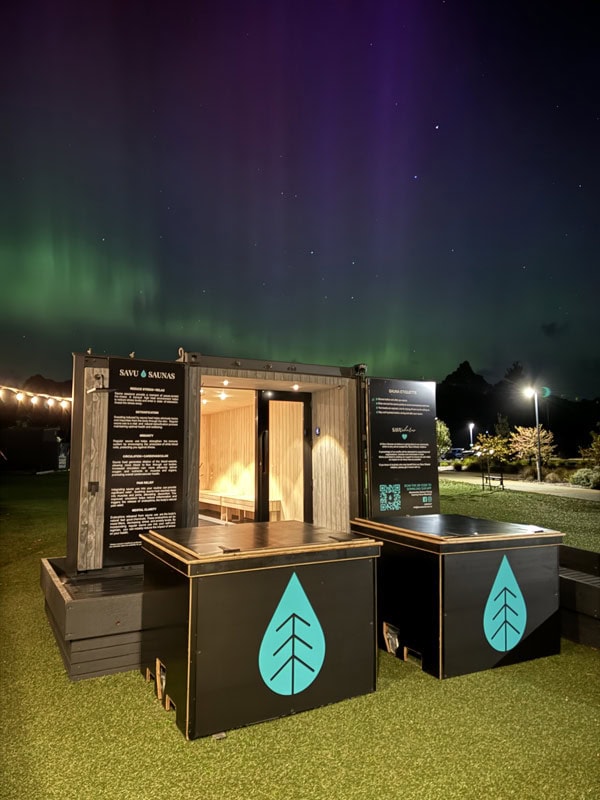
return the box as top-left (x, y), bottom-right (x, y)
top-left (199, 387), bottom-right (267, 522)
top-left (197, 372), bottom-right (359, 533)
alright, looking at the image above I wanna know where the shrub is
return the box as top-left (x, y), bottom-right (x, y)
top-left (550, 458), bottom-right (580, 470)
top-left (501, 461), bottom-right (522, 475)
top-left (579, 430), bottom-right (600, 467)
top-left (570, 468), bottom-right (600, 489)
top-left (544, 471), bottom-right (564, 484)
top-left (520, 465), bottom-right (539, 481)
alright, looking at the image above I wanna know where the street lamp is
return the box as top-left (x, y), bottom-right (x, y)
top-left (468, 422), bottom-right (474, 448)
top-left (524, 387), bottom-right (542, 482)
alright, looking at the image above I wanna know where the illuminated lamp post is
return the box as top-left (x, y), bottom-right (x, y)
top-left (524, 387), bottom-right (542, 482)
top-left (468, 422), bottom-right (474, 448)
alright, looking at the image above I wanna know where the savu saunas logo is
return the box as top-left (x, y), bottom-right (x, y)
top-left (118, 368), bottom-right (176, 380)
top-left (258, 572), bottom-right (325, 696)
top-left (483, 555), bottom-right (527, 652)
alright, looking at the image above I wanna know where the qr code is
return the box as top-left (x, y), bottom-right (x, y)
top-left (379, 484), bottom-right (401, 512)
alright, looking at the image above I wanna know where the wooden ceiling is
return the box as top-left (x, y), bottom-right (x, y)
top-left (200, 387), bottom-right (255, 414)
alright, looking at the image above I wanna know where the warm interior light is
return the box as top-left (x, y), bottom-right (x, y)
top-left (218, 391), bottom-right (228, 400)
top-left (292, 384), bottom-right (300, 391)
top-left (31, 396), bottom-right (39, 405)
top-left (16, 392), bottom-right (24, 401)
top-left (223, 379), bottom-right (229, 386)
top-left (47, 398), bottom-right (55, 407)
top-left (60, 400), bottom-right (69, 409)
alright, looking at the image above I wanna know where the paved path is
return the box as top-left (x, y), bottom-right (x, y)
top-left (439, 469), bottom-right (600, 503)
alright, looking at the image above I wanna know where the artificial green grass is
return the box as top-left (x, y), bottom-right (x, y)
top-left (1, 473), bottom-right (599, 800)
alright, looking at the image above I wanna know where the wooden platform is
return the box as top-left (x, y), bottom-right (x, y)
top-left (40, 557), bottom-right (144, 680)
top-left (41, 513), bottom-right (230, 680)
top-left (559, 545), bottom-right (600, 648)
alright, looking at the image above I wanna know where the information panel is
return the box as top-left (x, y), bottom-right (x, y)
top-left (103, 358), bottom-right (185, 566)
top-left (367, 378), bottom-right (439, 517)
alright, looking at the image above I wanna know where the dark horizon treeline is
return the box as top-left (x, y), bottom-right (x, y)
top-left (1, 361), bottom-right (599, 460)
top-left (436, 361), bottom-right (600, 458)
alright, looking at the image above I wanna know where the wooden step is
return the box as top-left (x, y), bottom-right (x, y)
top-left (558, 546), bottom-right (600, 647)
top-left (559, 567), bottom-right (600, 619)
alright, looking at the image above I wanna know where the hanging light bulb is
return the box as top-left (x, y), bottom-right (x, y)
top-left (0, 384), bottom-right (72, 409)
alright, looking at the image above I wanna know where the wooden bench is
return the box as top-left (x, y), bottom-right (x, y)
top-left (199, 490), bottom-right (282, 522)
top-left (483, 473), bottom-right (504, 489)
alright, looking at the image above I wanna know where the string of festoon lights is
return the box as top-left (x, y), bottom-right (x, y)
top-left (0, 384), bottom-right (72, 410)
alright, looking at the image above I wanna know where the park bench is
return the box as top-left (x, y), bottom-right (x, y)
top-left (483, 473), bottom-right (504, 489)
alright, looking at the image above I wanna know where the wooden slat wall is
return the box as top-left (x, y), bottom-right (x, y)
top-left (77, 367), bottom-right (109, 571)
top-left (200, 405), bottom-right (255, 496)
top-left (312, 384), bottom-right (351, 532)
top-left (269, 401), bottom-right (304, 521)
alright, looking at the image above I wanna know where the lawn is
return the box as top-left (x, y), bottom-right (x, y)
top-left (0, 472), bottom-right (598, 800)
top-left (439, 478), bottom-right (600, 552)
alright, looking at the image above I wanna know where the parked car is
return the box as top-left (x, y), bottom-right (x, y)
top-left (443, 448), bottom-right (465, 460)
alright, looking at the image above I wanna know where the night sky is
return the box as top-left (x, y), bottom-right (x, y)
top-left (1, 0), bottom-right (598, 398)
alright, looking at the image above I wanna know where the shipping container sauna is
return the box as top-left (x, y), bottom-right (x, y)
top-left (41, 353), bottom-right (364, 679)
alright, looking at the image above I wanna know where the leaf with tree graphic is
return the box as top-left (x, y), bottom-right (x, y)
top-left (483, 556), bottom-right (527, 652)
top-left (259, 572), bottom-right (325, 695)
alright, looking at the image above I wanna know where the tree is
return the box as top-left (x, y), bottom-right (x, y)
top-left (436, 419), bottom-right (452, 458)
top-left (503, 361), bottom-right (526, 384)
top-left (474, 432), bottom-right (511, 469)
top-left (579, 429), bottom-right (600, 466)
top-left (494, 414), bottom-right (511, 438)
top-left (509, 426), bottom-right (556, 463)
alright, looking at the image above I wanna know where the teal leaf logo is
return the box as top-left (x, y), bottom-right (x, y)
top-left (258, 573), bottom-right (325, 696)
top-left (140, 370), bottom-right (147, 378)
top-left (483, 555), bottom-right (527, 652)
top-left (401, 433), bottom-right (408, 440)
